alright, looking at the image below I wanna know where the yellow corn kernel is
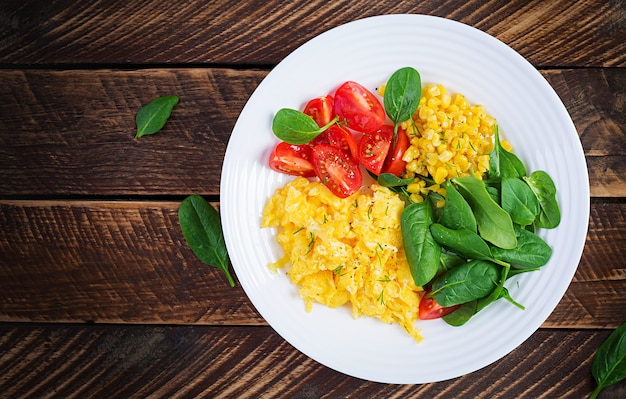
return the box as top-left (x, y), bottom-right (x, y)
top-left (406, 182), bottom-right (422, 194)
top-left (402, 146), bottom-right (419, 162)
top-left (377, 84), bottom-right (386, 97)
top-left (433, 167), bottom-right (448, 184)
top-left (405, 159), bottom-right (419, 173)
top-left (410, 193), bottom-right (424, 203)
top-left (501, 139), bottom-right (513, 152)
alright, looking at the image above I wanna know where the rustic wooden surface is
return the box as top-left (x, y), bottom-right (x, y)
top-left (1, 1), bottom-right (625, 398)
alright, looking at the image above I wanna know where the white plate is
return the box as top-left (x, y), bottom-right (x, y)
top-left (221, 14), bottom-right (589, 384)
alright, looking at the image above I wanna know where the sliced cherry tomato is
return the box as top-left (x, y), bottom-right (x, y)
top-left (358, 125), bottom-right (394, 175)
top-left (269, 141), bottom-right (316, 177)
top-left (303, 95), bottom-right (334, 127)
top-left (311, 125), bottom-right (359, 159)
top-left (312, 144), bottom-right (362, 198)
top-left (382, 127), bottom-right (410, 176)
top-left (334, 81), bottom-right (386, 134)
top-left (418, 289), bottom-right (461, 320)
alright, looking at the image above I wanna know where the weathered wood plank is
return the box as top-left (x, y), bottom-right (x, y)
top-left (0, 68), bottom-right (263, 196)
top-left (0, 0), bottom-right (624, 67)
top-left (0, 324), bottom-right (624, 398)
top-left (1, 201), bottom-right (624, 328)
top-left (0, 68), bottom-right (624, 197)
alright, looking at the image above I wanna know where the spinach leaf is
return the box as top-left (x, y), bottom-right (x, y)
top-left (431, 259), bottom-right (500, 307)
top-left (377, 173), bottom-right (414, 187)
top-left (383, 67), bottom-right (421, 137)
top-left (272, 108), bottom-right (338, 144)
top-left (430, 224), bottom-right (508, 267)
top-left (443, 300), bottom-right (477, 327)
top-left (524, 170), bottom-right (561, 229)
top-left (590, 322), bottom-right (626, 399)
top-left (490, 226), bottom-right (552, 269)
top-left (501, 177), bottom-right (540, 226)
top-left (135, 95), bottom-right (179, 138)
top-left (440, 251), bottom-right (467, 272)
top-left (488, 125), bottom-right (526, 179)
top-left (438, 180), bottom-right (477, 231)
top-left (401, 201), bottom-right (441, 287)
top-left (179, 195), bottom-right (235, 287)
top-left (453, 176), bottom-right (517, 249)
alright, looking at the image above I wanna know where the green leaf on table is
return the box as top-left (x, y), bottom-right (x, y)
top-left (590, 322), bottom-right (626, 399)
top-left (135, 95), bottom-right (179, 138)
top-left (179, 195), bottom-right (235, 287)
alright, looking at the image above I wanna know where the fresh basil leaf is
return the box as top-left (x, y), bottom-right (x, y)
top-left (453, 176), bottom-right (517, 249)
top-left (401, 201), bottom-right (441, 287)
top-left (524, 170), bottom-right (561, 229)
top-left (431, 260), bottom-right (500, 307)
top-left (384, 67), bottom-right (421, 136)
top-left (179, 195), bottom-right (235, 287)
top-left (590, 322), bottom-right (626, 399)
top-left (135, 95), bottom-right (179, 138)
top-left (272, 108), bottom-right (336, 144)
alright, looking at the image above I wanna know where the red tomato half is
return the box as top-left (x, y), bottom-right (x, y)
top-left (358, 125), bottom-right (394, 175)
top-left (334, 81), bottom-right (386, 134)
top-left (312, 144), bottom-right (362, 198)
top-left (269, 142), bottom-right (316, 177)
top-left (304, 95), bottom-right (334, 127)
top-left (382, 127), bottom-right (410, 176)
top-left (311, 125), bottom-right (359, 160)
top-left (418, 289), bottom-right (461, 320)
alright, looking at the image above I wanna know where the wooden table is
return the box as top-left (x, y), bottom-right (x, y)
top-left (1, 1), bottom-right (625, 397)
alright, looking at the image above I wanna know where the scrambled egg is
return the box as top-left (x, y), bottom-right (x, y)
top-left (262, 177), bottom-right (422, 342)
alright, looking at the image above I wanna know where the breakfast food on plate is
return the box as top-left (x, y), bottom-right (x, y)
top-left (262, 177), bottom-right (423, 341)
top-left (263, 66), bottom-right (560, 339)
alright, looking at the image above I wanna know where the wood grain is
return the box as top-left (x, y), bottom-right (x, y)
top-left (0, 324), bottom-right (624, 398)
top-left (1, 68), bottom-right (624, 197)
top-left (1, 200), bottom-right (624, 328)
top-left (0, 0), bottom-right (624, 67)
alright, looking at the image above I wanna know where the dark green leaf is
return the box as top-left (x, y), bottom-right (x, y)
top-left (272, 108), bottom-right (336, 144)
top-left (135, 95), bottom-right (179, 138)
top-left (384, 67), bottom-right (421, 136)
top-left (590, 322), bottom-right (626, 399)
top-left (438, 180), bottom-right (477, 231)
top-left (377, 173), bottom-right (414, 187)
top-left (430, 224), bottom-right (496, 264)
top-left (443, 300), bottom-right (477, 326)
top-left (431, 260), bottom-right (500, 307)
top-left (501, 177), bottom-right (540, 226)
top-left (439, 251), bottom-right (467, 273)
top-left (453, 176), bottom-right (517, 249)
top-left (488, 125), bottom-right (527, 179)
top-left (179, 195), bottom-right (235, 287)
top-left (524, 170), bottom-right (561, 229)
top-left (401, 201), bottom-right (441, 287)
top-left (491, 226), bottom-right (552, 269)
